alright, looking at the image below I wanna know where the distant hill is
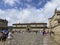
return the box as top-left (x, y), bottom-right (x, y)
top-left (8, 26), bottom-right (13, 31)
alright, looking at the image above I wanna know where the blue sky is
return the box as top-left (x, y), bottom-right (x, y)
top-left (0, 0), bottom-right (60, 26)
top-left (0, 0), bottom-right (51, 10)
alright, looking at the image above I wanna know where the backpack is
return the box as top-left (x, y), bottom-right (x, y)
top-left (0, 32), bottom-right (8, 41)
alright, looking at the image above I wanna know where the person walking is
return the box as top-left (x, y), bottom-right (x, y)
top-left (42, 30), bottom-right (46, 36)
top-left (1, 30), bottom-right (8, 45)
top-left (7, 31), bottom-right (14, 45)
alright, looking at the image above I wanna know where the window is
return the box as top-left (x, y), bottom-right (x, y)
top-left (30, 25), bottom-right (36, 27)
top-left (58, 21), bottom-right (60, 23)
top-left (22, 25), bottom-right (27, 27)
top-left (36, 25), bottom-right (44, 27)
top-left (57, 13), bottom-right (60, 15)
top-left (17, 25), bottom-right (21, 27)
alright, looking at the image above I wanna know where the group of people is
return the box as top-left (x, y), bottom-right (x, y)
top-left (0, 30), bottom-right (14, 45)
top-left (42, 30), bottom-right (55, 36)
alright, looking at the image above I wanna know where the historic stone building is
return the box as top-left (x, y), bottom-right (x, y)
top-left (13, 23), bottom-right (47, 32)
top-left (0, 19), bottom-right (8, 30)
top-left (48, 9), bottom-right (60, 44)
top-left (48, 9), bottom-right (60, 33)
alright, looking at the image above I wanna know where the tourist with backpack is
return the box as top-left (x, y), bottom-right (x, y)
top-left (0, 29), bottom-right (8, 45)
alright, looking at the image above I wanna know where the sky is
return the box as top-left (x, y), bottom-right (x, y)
top-left (0, 0), bottom-right (60, 26)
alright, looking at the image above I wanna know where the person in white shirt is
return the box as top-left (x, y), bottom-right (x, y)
top-left (7, 31), bottom-right (13, 45)
top-left (7, 32), bottom-right (13, 39)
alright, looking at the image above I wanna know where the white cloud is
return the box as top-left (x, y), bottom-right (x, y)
top-left (3, 0), bottom-right (20, 6)
top-left (0, 7), bottom-right (46, 26)
top-left (38, 0), bottom-right (60, 18)
top-left (41, 0), bottom-right (60, 25)
top-left (0, 0), bottom-right (60, 26)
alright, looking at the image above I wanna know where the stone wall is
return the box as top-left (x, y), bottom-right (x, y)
top-left (52, 25), bottom-right (60, 44)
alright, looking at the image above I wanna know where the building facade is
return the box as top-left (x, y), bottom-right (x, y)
top-left (48, 9), bottom-right (60, 44)
top-left (49, 9), bottom-right (60, 33)
top-left (13, 23), bottom-right (47, 32)
top-left (0, 19), bottom-right (8, 30)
